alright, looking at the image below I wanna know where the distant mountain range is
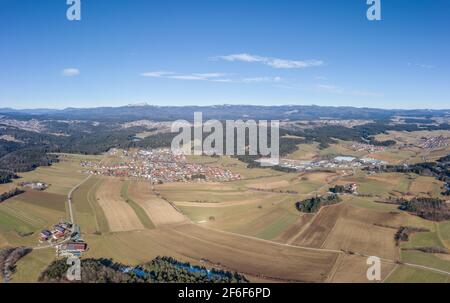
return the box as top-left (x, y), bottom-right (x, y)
top-left (1, 104), bottom-right (449, 122)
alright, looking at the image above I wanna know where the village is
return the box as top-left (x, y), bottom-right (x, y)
top-left (347, 142), bottom-right (386, 153)
top-left (81, 148), bottom-right (241, 184)
top-left (420, 135), bottom-right (449, 150)
top-left (258, 155), bottom-right (388, 172)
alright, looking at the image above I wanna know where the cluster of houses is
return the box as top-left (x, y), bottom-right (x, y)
top-left (39, 221), bottom-right (88, 257)
top-left (19, 181), bottom-right (48, 191)
top-left (329, 183), bottom-right (358, 195)
top-left (420, 136), bottom-right (449, 149)
top-left (39, 221), bottom-right (73, 243)
top-left (348, 143), bottom-right (386, 153)
top-left (269, 156), bottom-right (388, 172)
top-left (81, 149), bottom-right (241, 184)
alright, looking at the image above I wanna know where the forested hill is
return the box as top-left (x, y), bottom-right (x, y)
top-left (1, 104), bottom-right (449, 122)
top-left (1, 104), bottom-right (449, 177)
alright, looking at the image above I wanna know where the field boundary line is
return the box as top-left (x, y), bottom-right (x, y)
top-left (197, 224), bottom-right (343, 254)
top-left (382, 264), bottom-right (398, 283)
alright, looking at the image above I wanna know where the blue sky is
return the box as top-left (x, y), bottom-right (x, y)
top-left (0, 0), bottom-right (449, 109)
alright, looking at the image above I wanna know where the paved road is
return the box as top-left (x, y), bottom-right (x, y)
top-left (67, 175), bottom-right (92, 225)
top-left (30, 175), bottom-right (92, 251)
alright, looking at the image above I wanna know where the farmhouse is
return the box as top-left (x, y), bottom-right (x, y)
top-left (57, 242), bottom-right (88, 257)
top-left (20, 181), bottom-right (48, 191)
top-left (39, 230), bottom-right (52, 242)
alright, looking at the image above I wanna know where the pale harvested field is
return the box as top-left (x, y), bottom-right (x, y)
top-left (156, 182), bottom-right (236, 192)
top-left (290, 203), bottom-right (401, 261)
top-left (81, 224), bottom-right (341, 282)
top-left (127, 181), bottom-right (188, 227)
top-left (408, 176), bottom-right (442, 196)
top-left (291, 204), bottom-right (349, 248)
top-left (175, 198), bottom-right (264, 208)
top-left (323, 217), bottom-right (398, 260)
top-left (247, 179), bottom-right (290, 190)
top-left (96, 178), bottom-right (144, 232)
top-left (329, 255), bottom-right (396, 283)
top-left (84, 224), bottom-right (339, 282)
top-left (160, 224), bottom-right (339, 282)
top-left (274, 213), bottom-right (315, 243)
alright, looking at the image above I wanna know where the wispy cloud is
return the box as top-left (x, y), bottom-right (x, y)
top-left (407, 62), bottom-right (434, 69)
top-left (213, 53), bottom-right (324, 69)
top-left (314, 83), bottom-right (383, 97)
top-left (140, 70), bottom-right (280, 84)
top-left (141, 71), bottom-right (229, 81)
top-left (140, 71), bottom-right (175, 77)
top-left (62, 68), bottom-right (80, 77)
top-left (242, 76), bottom-right (282, 83)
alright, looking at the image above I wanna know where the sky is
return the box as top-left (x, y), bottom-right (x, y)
top-left (0, 0), bottom-right (449, 109)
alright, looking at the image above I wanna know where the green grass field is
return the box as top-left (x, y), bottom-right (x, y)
top-left (400, 251), bottom-right (450, 273)
top-left (10, 249), bottom-right (56, 283)
top-left (71, 176), bottom-right (110, 234)
top-left (385, 265), bottom-right (449, 283)
top-left (14, 156), bottom-right (86, 195)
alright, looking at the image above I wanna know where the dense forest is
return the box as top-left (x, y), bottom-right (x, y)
top-left (39, 256), bottom-right (249, 283)
top-left (0, 170), bottom-right (18, 184)
top-left (142, 256), bottom-right (249, 283)
top-left (295, 122), bottom-right (450, 149)
top-left (382, 154), bottom-right (450, 186)
top-left (397, 197), bottom-right (450, 221)
top-left (295, 194), bottom-right (341, 213)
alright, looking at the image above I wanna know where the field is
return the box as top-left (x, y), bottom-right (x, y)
top-left (0, 192), bottom-right (66, 238)
top-left (1, 143), bottom-right (449, 283)
top-left (12, 154), bottom-right (88, 195)
top-left (329, 254), bottom-right (396, 283)
top-left (95, 178), bottom-right (144, 232)
top-left (386, 265), bottom-right (450, 283)
top-left (84, 224), bottom-right (340, 282)
top-left (126, 181), bottom-right (187, 227)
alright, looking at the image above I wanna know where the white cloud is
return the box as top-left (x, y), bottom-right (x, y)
top-left (62, 68), bottom-right (80, 77)
top-left (242, 76), bottom-right (282, 83)
top-left (214, 53), bottom-right (324, 69)
top-left (314, 84), bottom-right (383, 97)
top-left (141, 71), bottom-right (228, 81)
top-left (216, 54), bottom-right (263, 63)
top-left (140, 71), bottom-right (175, 77)
top-left (169, 75), bottom-right (207, 81)
top-left (140, 70), bottom-right (281, 84)
top-left (192, 73), bottom-right (227, 78)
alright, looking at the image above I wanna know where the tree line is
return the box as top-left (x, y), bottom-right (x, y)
top-left (0, 188), bottom-right (25, 203)
top-left (295, 194), bottom-right (341, 213)
top-left (39, 256), bottom-right (249, 283)
top-left (397, 197), bottom-right (450, 221)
